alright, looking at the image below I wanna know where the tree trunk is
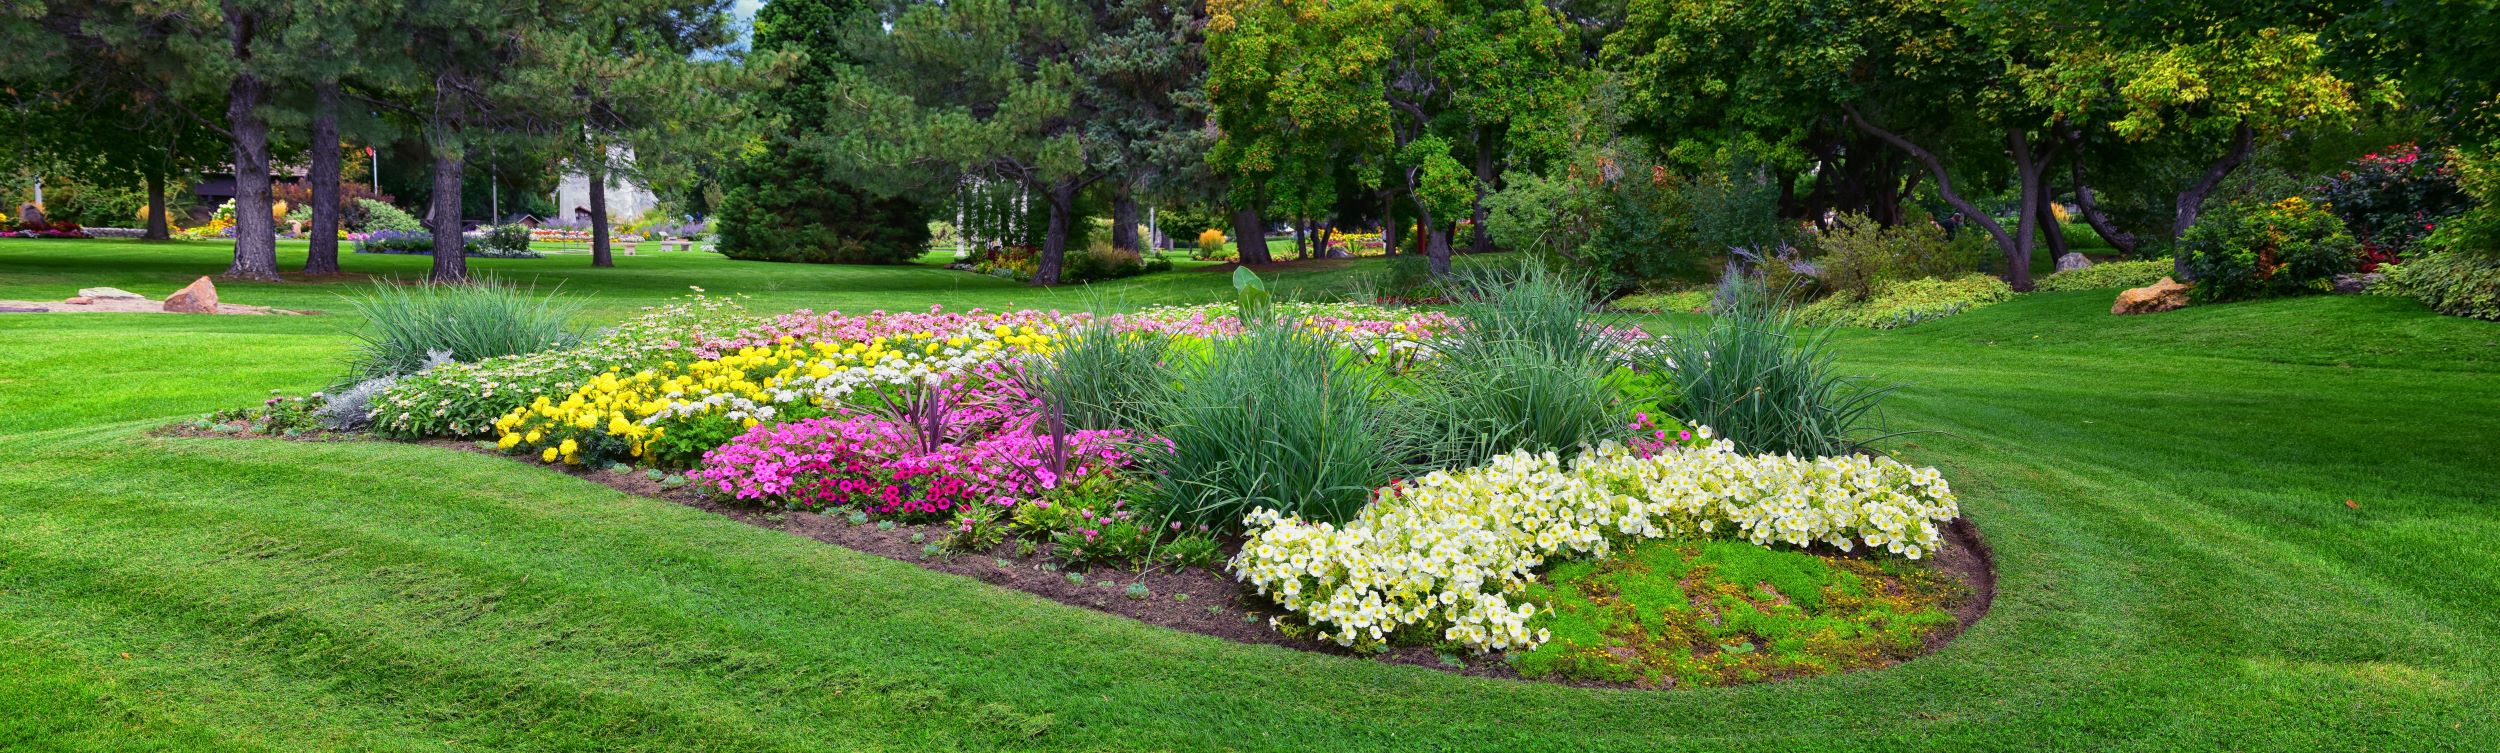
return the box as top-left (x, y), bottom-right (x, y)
top-left (2170, 121), bottom-right (2256, 278)
top-left (427, 140), bottom-right (468, 283)
top-left (1845, 106), bottom-right (2016, 279)
top-left (1109, 186), bottom-right (1142, 263)
top-left (143, 170), bottom-right (170, 241)
top-left (1414, 194), bottom-right (1452, 276)
top-left (1470, 126), bottom-right (1495, 252)
top-left (1293, 218), bottom-right (1308, 260)
top-left (2037, 181), bottom-right (2070, 261)
top-left (588, 159), bottom-right (613, 268)
top-left (1231, 206), bottom-right (1271, 265)
top-left (303, 80), bottom-right (343, 275)
top-left (222, 70), bottom-right (280, 281)
top-left (2003, 128), bottom-right (2057, 291)
top-left (1032, 178), bottom-right (1077, 285)
top-left (1379, 191), bottom-right (1399, 256)
top-left (2069, 156), bottom-right (2140, 255)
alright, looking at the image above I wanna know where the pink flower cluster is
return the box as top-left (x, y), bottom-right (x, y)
top-left (694, 414), bottom-right (1144, 515)
top-left (1626, 412), bottom-right (1693, 459)
top-left (692, 363), bottom-right (1149, 515)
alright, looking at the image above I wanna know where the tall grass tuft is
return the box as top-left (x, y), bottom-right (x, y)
top-left (1146, 324), bottom-right (1394, 530)
top-left (343, 278), bottom-right (586, 382)
top-left (1028, 325), bottom-right (1175, 431)
top-left (1397, 264), bottom-right (1630, 467)
top-left (1656, 276), bottom-right (1895, 458)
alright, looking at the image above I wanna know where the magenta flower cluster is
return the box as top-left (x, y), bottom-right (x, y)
top-left (692, 365), bottom-right (1148, 515)
top-left (694, 414), bottom-right (1143, 515)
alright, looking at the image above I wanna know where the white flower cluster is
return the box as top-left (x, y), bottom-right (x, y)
top-left (1229, 429), bottom-right (1960, 653)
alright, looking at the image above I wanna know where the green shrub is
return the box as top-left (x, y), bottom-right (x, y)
top-left (714, 137), bottom-right (931, 264)
top-left (343, 279), bottom-right (587, 382)
top-left (1808, 212), bottom-right (1988, 301)
top-left (1655, 280), bottom-right (1894, 458)
top-left (1610, 289), bottom-right (1712, 313)
top-left (354, 199), bottom-right (424, 233)
top-left (1485, 155), bottom-right (1702, 291)
top-left (1146, 324), bottom-right (1395, 530)
top-left (2181, 197), bottom-right (2358, 303)
top-left (1800, 275), bottom-right (2014, 329)
top-left (2034, 259), bottom-right (2173, 292)
top-left (2377, 251), bottom-right (2500, 320)
top-left (1061, 247), bottom-right (1150, 284)
top-left (478, 224), bottom-right (533, 256)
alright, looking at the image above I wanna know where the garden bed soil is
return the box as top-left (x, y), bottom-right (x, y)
top-left (159, 428), bottom-right (1997, 687)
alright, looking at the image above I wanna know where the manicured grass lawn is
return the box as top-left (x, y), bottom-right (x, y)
top-left (3, 238), bottom-right (2497, 751)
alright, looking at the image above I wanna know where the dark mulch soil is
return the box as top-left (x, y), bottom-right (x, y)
top-left (160, 428), bottom-right (1998, 687)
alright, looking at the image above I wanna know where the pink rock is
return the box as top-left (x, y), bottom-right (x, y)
top-left (64, 296), bottom-right (94, 305)
top-left (163, 276), bottom-right (220, 313)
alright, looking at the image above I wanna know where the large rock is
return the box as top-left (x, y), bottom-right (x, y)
top-left (2333, 272), bottom-right (2384, 294)
top-left (2112, 277), bottom-right (2191, 315)
top-left (2056, 252), bottom-right (2094, 272)
top-left (162, 276), bottom-right (219, 313)
top-left (77, 286), bottom-right (145, 300)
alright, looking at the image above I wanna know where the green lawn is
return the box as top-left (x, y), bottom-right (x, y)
top-left (3, 238), bottom-right (2496, 751)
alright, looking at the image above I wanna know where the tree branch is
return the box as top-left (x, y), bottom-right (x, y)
top-left (1843, 104), bottom-right (2011, 254)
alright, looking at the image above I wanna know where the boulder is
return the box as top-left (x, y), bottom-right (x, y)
top-left (2056, 252), bottom-right (2094, 272)
top-left (2112, 277), bottom-right (2191, 315)
top-left (162, 276), bottom-right (219, 313)
top-left (2333, 272), bottom-right (2384, 294)
top-left (64, 296), bottom-right (94, 305)
top-left (77, 286), bottom-right (145, 300)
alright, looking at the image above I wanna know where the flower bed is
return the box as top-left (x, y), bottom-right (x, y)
top-left (252, 284), bottom-right (1979, 688)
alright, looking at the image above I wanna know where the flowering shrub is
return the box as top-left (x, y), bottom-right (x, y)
top-left (1230, 426), bottom-right (1960, 652)
top-left (2314, 144), bottom-right (2470, 268)
top-left (2182, 197), bottom-right (2358, 303)
top-left (4, 219), bottom-right (91, 239)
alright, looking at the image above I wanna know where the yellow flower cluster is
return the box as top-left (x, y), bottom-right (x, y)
top-left (1230, 428), bottom-right (1960, 653)
top-left (494, 326), bottom-right (1054, 465)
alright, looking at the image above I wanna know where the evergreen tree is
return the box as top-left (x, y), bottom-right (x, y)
top-left (713, 0), bottom-right (932, 266)
top-left (829, 0), bottom-right (1208, 283)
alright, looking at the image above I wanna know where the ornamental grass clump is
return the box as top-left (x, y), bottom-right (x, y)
top-left (1230, 427), bottom-right (1961, 653)
top-left (1027, 324), bottom-right (1174, 431)
top-left (344, 278), bottom-right (586, 382)
top-left (1399, 265), bottom-right (1631, 468)
top-left (1147, 323), bottom-right (1398, 530)
top-left (1658, 280), bottom-right (1894, 458)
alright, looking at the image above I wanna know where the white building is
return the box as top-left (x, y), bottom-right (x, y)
top-left (555, 155), bottom-right (660, 224)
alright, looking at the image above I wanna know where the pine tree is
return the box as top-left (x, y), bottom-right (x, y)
top-left (712, 0), bottom-right (932, 266)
